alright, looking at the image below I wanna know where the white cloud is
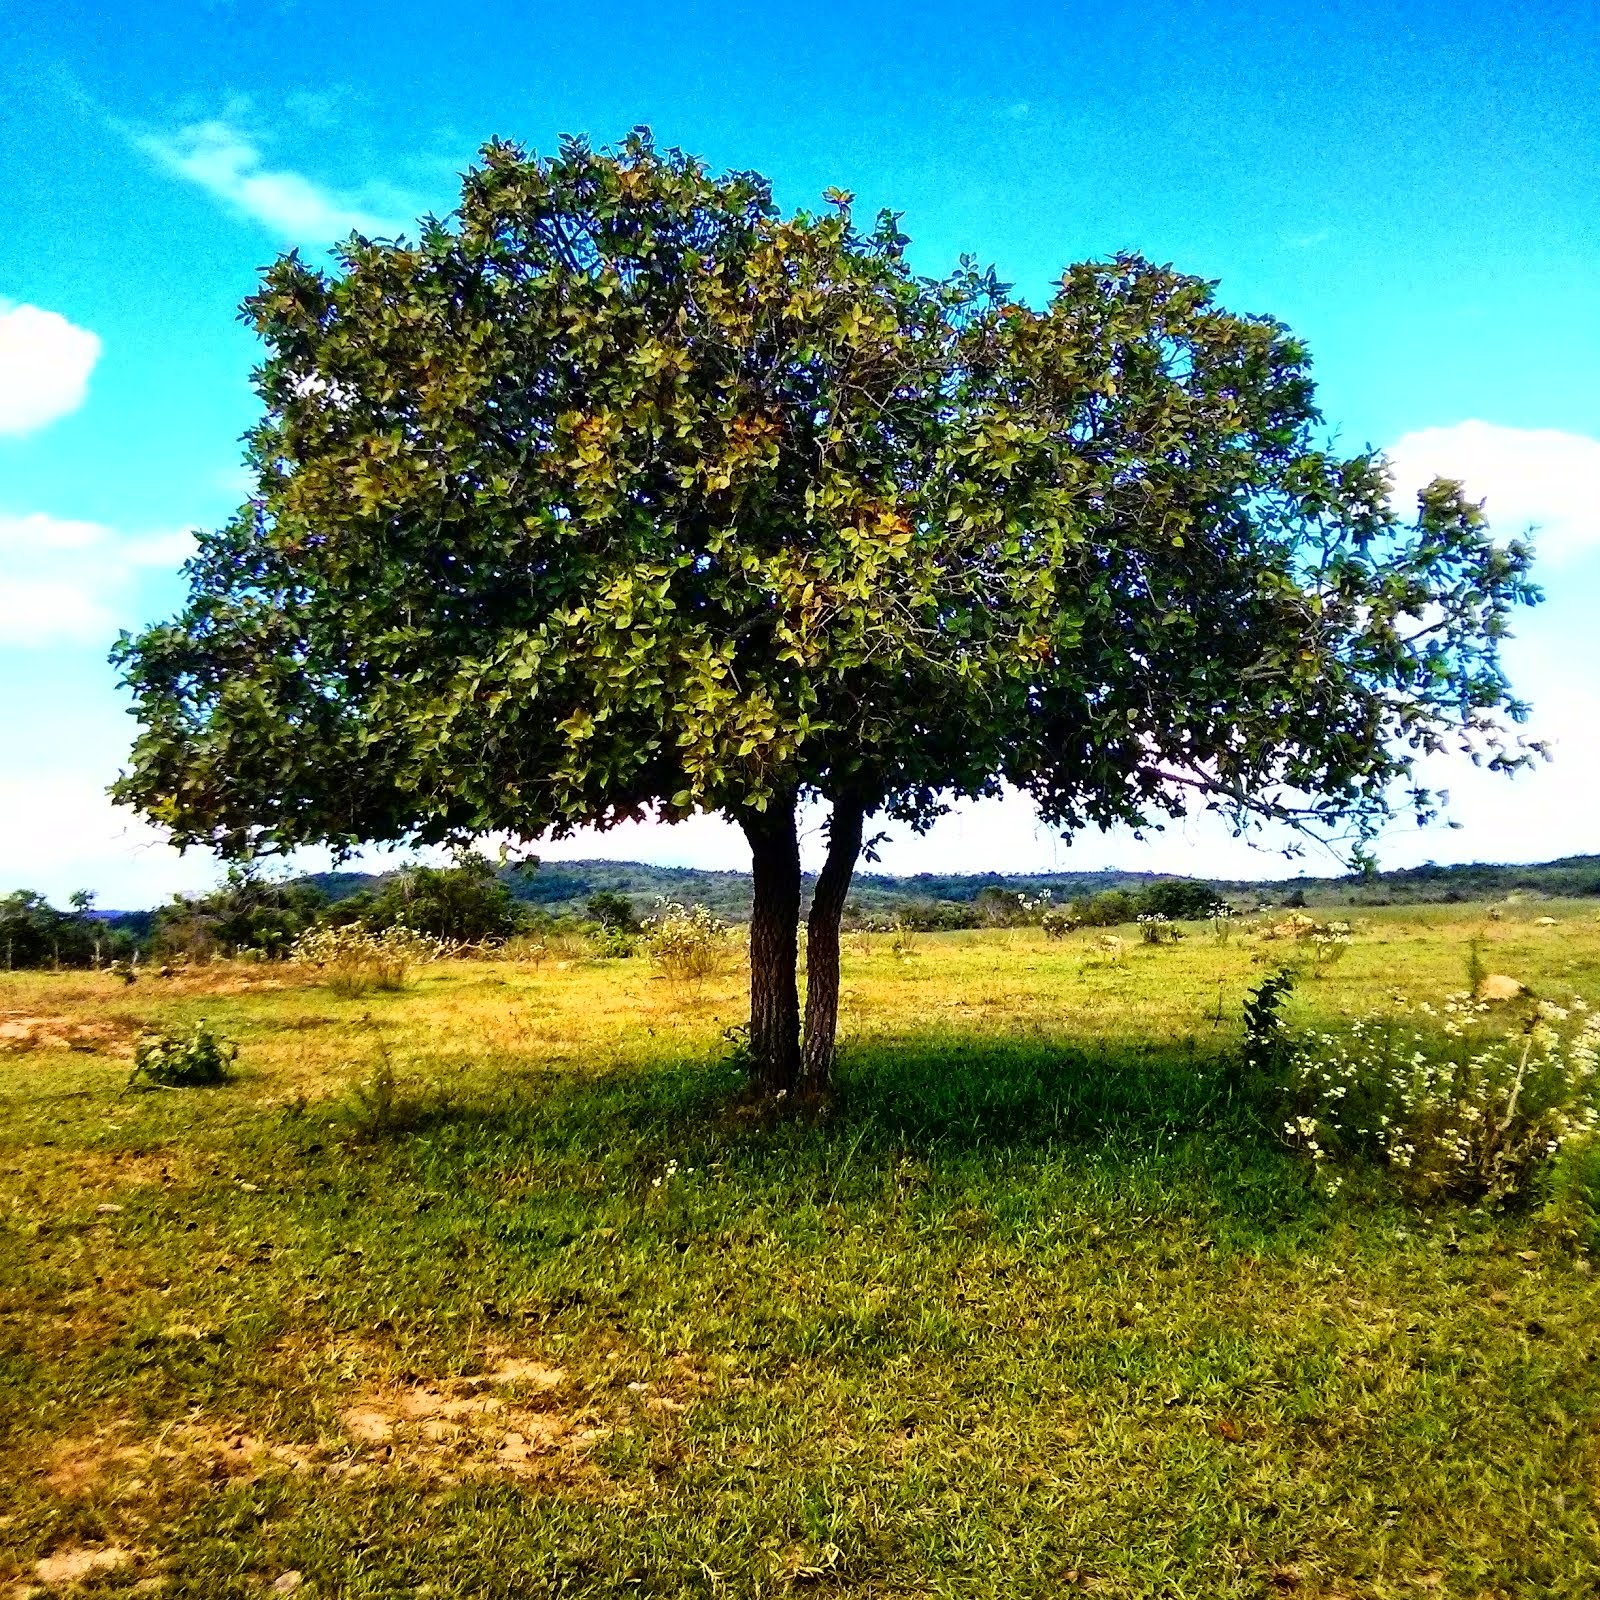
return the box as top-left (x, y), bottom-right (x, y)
top-left (0, 301), bottom-right (101, 435)
top-left (1384, 421), bottom-right (1600, 561)
top-left (0, 512), bottom-right (192, 647)
top-left (132, 117), bottom-right (415, 245)
top-left (0, 777), bottom-right (215, 906)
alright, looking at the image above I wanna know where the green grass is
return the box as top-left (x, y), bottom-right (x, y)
top-left (3, 904), bottom-right (1599, 1597)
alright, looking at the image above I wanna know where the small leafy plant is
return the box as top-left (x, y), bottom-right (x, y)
top-left (1243, 968), bottom-right (1297, 1080)
top-left (594, 922), bottom-right (638, 959)
top-left (127, 1021), bottom-right (237, 1089)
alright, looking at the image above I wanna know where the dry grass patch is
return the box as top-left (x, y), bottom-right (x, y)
top-left (0, 1012), bottom-right (140, 1056)
top-left (28, 1544), bottom-right (137, 1587)
top-left (338, 1356), bottom-right (608, 1482)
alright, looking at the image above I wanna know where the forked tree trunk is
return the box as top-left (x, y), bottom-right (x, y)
top-left (740, 794), bottom-right (802, 1096)
top-left (801, 797), bottom-right (866, 1093)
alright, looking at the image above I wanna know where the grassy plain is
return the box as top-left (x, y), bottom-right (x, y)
top-left (3, 903), bottom-right (1599, 1598)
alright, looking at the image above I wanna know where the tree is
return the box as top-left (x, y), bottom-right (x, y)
top-left (111, 131), bottom-right (1539, 1097)
top-left (0, 891), bottom-right (118, 970)
top-left (366, 852), bottom-right (523, 943)
top-left (1139, 881), bottom-right (1221, 922)
top-left (585, 891), bottom-right (640, 933)
top-left (153, 867), bottom-right (326, 961)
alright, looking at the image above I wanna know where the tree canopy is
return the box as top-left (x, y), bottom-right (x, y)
top-left (112, 130), bottom-right (1540, 1092)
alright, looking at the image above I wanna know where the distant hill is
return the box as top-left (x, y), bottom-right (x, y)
top-left (297, 853), bottom-right (1600, 920)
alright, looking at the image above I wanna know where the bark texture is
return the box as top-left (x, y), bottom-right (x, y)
top-left (801, 797), bottom-right (866, 1092)
top-left (740, 796), bottom-right (802, 1094)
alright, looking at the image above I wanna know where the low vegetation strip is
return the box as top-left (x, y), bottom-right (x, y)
top-left (3, 904), bottom-right (1599, 1596)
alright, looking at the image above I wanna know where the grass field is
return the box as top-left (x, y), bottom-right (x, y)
top-left (4, 904), bottom-right (1599, 1598)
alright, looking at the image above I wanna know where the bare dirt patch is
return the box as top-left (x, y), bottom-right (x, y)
top-left (32, 1545), bottom-right (133, 1584)
top-left (1477, 973), bottom-right (1528, 1002)
top-left (40, 1418), bottom-right (319, 1501)
top-left (338, 1357), bottom-right (606, 1480)
top-left (32, 1355), bottom-right (606, 1506)
top-left (0, 1013), bottom-right (139, 1056)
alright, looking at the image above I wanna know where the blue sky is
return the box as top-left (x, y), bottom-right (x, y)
top-left (2, 0), bottom-right (1597, 904)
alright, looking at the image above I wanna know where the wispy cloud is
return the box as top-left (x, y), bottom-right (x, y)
top-left (1281, 228), bottom-right (1331, 250)
top-left (1384, 421), bottom-right (1600, 562)
top-left (0, 301), bottom-right (101, 435)
top-left (0, 512), bottom-right (191, 647)
top-left (129, 116), bottom-right (419, 246)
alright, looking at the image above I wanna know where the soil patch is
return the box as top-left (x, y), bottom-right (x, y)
top-left (32, 1545), bottom-right (133, 1584)
top-left (339, 1358), bottom-right (604, 1480)
top-left (0, 1013), bottom-right (138, 1056)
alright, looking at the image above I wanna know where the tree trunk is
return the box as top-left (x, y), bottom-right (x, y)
top-left (801, 797), bottom-right (866, 1093)
top-left (740, 793), bottom-right (802, 1096)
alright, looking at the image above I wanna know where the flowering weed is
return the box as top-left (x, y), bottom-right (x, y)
top-left (1281, 994), bottom-right (1598, 1200)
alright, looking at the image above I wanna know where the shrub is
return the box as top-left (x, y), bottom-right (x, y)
top-left (128, 1021), bottom-right (237, 1089)
top-left (1073, 889), bottom-right (1138, 928)
top-left (291, 923), bottom-right (449, 996)
top-left (640, 900), bottom-right (730, 982)
top-left (972, 887), bottom-right (1057, 927)
top-left (1280, 996), bottom-right (1600, 1201)
top-left (1137, 912), bottom-right (1181, 945)
top-left (594, 922), bottom-right (638, 959)
top-left (1138, 879), bottom-right (1219, 922)
top-left (587, 890), bottom-right (641, 933)
top-left (1259, 912), bottom-right (1353, 975)
top-left (1040, 907), bottom-right (1079, 940)
top-left (1242, 968), bottom-right (1298, 1083)
top-left (859, 899), bottom-right (981, 932)
top-left (1083, 933), bottom-right (1126, 968)
top-left (152, 867), bottom-right (326, 962)
top-left (364, 852), bottom-right (524, 943)
top-left (1306, 921), bottom-right (1353, 973)
top-left (502, 932), bottom-right (551, 968)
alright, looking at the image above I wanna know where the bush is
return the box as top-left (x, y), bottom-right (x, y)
top-left (594, 922), bottom-right (638, 958)
top-left (291, 923), bottom-right (449, 996)
top-left (1082, 933), bottom-right (1126, 968)
top-left (1259, 912), bottom-right (1353, 974)
top-left (1278, 995), bottom-right (1600, 1201)
top-left (1073, 889), bottom-right (1138, 928)
top-left (502, 931), bottom-right (551, 968)
top-left (1040, 907), bottom-right (1079, 940)
top-left (847, 899), bottom-right (981, 932)
top-left (128, 1022), bottom-right (237, 1089)
top-left (152, 868), bottom-right (326, 962)
top-left (586, 891), bottom-right (640, 934)
top-left (364, 853), bottom-right (524, 944)
top-left (1138, 880), bottom-right (1219, 922)
top-left (640, 900), bottom-right (730, 983)
top-left (972, 887), bottom-right (1057, 927)
top-left (1137, 912), bottom-right (1182, 945)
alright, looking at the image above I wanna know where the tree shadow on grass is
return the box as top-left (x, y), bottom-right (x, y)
top-left (832, 1029), bottom-right (1252, 1152)
top-left (373, 1025), bottom-right (1312, 1229)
